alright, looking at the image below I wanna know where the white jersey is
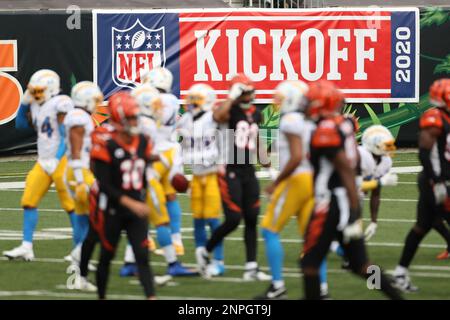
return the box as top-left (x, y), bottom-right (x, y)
top-left (277, 112), bottom-right (314, 175)
top-left (178, 111), bottom-right (219, 175)
top-left (64, 108), bottom-right (94, 168)
top-left (358, 145), bottom-right (393, 179)
top-left (138, 115), bottom-right (158, 143)
top-left (153, 93), bottom-right (179, 152)
top-left (31, 95), bottom-right (74, 161)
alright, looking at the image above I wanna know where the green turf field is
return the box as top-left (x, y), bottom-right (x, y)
top-left (0, 152), bottom-right (449, 300)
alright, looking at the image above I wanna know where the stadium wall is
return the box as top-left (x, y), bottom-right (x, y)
top-left (0, 7), bottom-right (448, 153)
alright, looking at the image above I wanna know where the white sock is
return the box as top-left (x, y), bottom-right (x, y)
top-left (71, 244), bottom-right (82, 260)
top-left (163, 245), bottom-right (177, 264)
top-left (245, 261), bottom-right (258, 271)
top-left (124, 244), bottom-right (136, 263)
top-left (330, 241), bottom-right (340, 253)
top-left (272, 280), bottom-right (285, 289)
top-left (171, 233), bottom-right (182, 246)
top-left (394, 265), bottom-right (408, 276)
top-left (22, 241), bottom-right (33, 250)
top-left (320, 282), bottom-right (329, 296)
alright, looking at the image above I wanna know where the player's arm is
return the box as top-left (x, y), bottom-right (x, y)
top-left (69, 125), bottom-right (85, 183)
top-left (15, 103), bottom-right (33, 130)
top-left (265, 133), bottom-right (302, 194)
top-left (56, 112), bottom-right (68, 160)
top-left (333, 150), bottom-right (360, 216)
top-left (418, 126), bottom-right (441, 183)
top-left (213, 99), bottom-right (233, 123)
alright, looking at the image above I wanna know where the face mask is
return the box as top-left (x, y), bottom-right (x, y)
top-left (127, 125), bottom-right (140, 136)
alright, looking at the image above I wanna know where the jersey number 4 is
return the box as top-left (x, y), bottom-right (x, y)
top-left (120, 159), bottom-right (146, 190)
top-left (41, 116), bottom-right (54, 138)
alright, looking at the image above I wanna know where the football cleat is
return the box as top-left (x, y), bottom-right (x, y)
top-left (119, 263), bottom-right (138, 277)
top-left (254, 284), bottom-right (287, 300)
top-left (243, 268), bottom-right (272, 281)
top-left (154, 275), bottom-right (172, 286)
top-left (195, 247), bottom-right (210, 276)
top-left (3, 244), bottom-right (34, 261)
top-left (74, 276), bottom-right (97, 292)
top-left (167, 261), bottom-right (198, 277)
top-left (205, 263), bottom-right (226, 277)
top-left (436, 250), bottom-right (449, 260)
top-left (393, 273), bottom-right (419, 293)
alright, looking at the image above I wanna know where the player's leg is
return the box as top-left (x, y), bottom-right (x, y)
top-left (96, 208), bottom-right (122, 300)
top-left (301, 196), bottom-right (339, 300)
top-left (191, 175), bottom-right (208, 248)
top-left (393, 172), bottom-right (433, 292)
top-left (52, 157), bottom-right (77, 251)
top-left (155, 150), bottom-right (184, 255)
top-left (340, 235), bottom-right (403, 300)
top-left (257, 179), bottom-right (292, 298)
top-left (65, 167), bottom-right (95, 262)
top-left (197, 168), bottom-right (243, 274)
top-left (241, 167), bottom-right (269, 281)
top-left (126, 214), bottom-right (156, 299)
top-left (203, 174), bottom-right (225, 276)
top-left (3, 162), bottom-right (52, 260)
top-left (120, 179), bottom-right (197, 277)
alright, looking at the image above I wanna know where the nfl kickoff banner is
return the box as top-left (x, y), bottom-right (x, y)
top-left (94, 8), bottom-right (419, 104)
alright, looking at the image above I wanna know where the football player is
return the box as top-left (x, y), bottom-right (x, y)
top-left (255, 80), bottom-right (321, 299)
top-left (393, 78), bottom-right (450, 292)
top-left (196, 74), bottom-right (270, 281)
top-left (178, 83), bottom-right (224, 276)
top-left (142, 67), bottom-right (185, 255)
top-left (330, 124), bottom-right (399, 268)
top-left (64, 81), bottom-right (103, 266)
top-left (90, 91), bottom-right (155, 300)
top-left (300, 80), bottom-right (402, 300)
top-left (4, 69), bottom-right (76, 261)
top-left (119, 84), bottom-right (197, 277)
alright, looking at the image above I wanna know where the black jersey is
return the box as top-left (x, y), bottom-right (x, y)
top-left (419, 107), bottom-right (450, 181)
top-left (224, 104), bottom-right (262, 167)
top-left (310, 115), bottom-right (358, 190)
top-left (91, 132), bottom-right (152, 205)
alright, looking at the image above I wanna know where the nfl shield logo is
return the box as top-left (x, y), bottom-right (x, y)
top-left (112, 19), bottom-right (166, 89)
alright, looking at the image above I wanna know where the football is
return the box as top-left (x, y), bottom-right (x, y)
top-left (131, 30), bottom-right (146, 49)
top-left (171, 173), bottom-right (189, 193)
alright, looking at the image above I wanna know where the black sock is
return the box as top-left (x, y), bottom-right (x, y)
top-left (379, 273), bottom-right (403, 300)
top-left (399, 229), bottom-right (425, 268)
top-left (303, 274), bottom-right (321, 300)
top-left (136, 263), bottom-right (155, 298)
top-left (79, 227), bottom-right (98, 278)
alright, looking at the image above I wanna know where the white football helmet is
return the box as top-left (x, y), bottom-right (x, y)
top-left (142, 67), bottom-right (173, 93)
top-left (27, 69), bottom-right (60, 104)
top-left (71, 81), bottom-right (104, 113)
top-left (131, 83), bottom-right (162, 119)
top-left (186, 83), bottom-right (216, 112)
top-left (362, 125), bottom-right (396, 156)
top-left (274, 80), bottom-right (309, 114)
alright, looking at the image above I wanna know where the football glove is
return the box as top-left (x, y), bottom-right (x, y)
top-left (379, 173), bottom-right (398, 187)
top-left (22, 89), bottom-right (34, 105)
top-left (433, 182), bottom-right (447, 205)
top-left (364, 222), bottom-right (378, 241)
top-left (228, 83), bottom-right (248, 101)
top-left (343, 219), bottom-right (364, 244)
